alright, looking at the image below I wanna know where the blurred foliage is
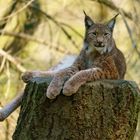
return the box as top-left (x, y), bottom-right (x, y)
top-left (0, 0), bottom-right (140, 139)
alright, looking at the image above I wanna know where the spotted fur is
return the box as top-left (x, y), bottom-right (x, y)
top-left (46, 13), bottom-right (126, 98)
top-left (23, 13), bottom-right (126, 99)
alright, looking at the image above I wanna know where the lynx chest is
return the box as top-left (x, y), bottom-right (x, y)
top-left (85, 51), bottom-right (101, 69)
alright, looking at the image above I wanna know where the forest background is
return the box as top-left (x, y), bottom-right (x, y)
top-left (0, 0), bottom-right (140, 140)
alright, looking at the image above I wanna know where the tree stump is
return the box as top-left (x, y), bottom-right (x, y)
top-left (13, 77), bottom-right (140, 140)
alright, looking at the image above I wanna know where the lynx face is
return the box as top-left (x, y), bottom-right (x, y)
top-left (84, 12), bottom-right (118, 54)
top-left (86, 24), bottom-right (113, 54)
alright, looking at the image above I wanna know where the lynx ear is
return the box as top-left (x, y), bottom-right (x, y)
top-left (83, 11), bottom-right (95, 29)
top-left (106, 13), bottom-right (119, 32)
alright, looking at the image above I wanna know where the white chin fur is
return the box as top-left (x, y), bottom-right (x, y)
top-left (95, 47), bottom-right (106, 54)
top-left (86, 44), bottom-right (112, 54)
top-left (95, 46), bottom-right (112, 54)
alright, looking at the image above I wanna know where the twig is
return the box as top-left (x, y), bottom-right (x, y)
top-left (60, 22), bottom-right (83, 38)
top-left (0, 0), bottom-right (34, 21)
top-left (0, 30), bottom-right (71, 54)
top-left (90, 0), bottom-right (132, 20)
top-left (5, 62), bottom-right (11, 98)
top-left (0, 49), bottom-right (26, 72)
top-left (0, 56), bottom-right (6, 73)
top-left (30, 5), bottom-right (80, 50)
top-left (5, 119), bottom-right (10, 140)
top-left (47, 21), bottom-right (53, 49)
top-left (0, 0), bottom-right (16, 14)
top-left (119, 9), bottom-right (140, 58)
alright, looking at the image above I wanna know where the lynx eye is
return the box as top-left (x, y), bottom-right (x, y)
top-left (92, 32), bottom-right (97, 36)
top-left (104, 32), bottom-right (109, 36)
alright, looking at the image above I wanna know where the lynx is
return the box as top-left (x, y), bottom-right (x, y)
top-left (0, 12), bottom-right (126, 121)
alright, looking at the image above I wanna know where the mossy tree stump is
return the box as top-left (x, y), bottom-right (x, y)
top-left (13, 77), bottom-right (140, 140)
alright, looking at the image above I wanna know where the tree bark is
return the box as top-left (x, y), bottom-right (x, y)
top-left (13, 77), bottom-right (140, 140)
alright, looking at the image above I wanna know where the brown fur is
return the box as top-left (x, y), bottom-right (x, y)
top-left (45, 13), bottom-right (126, 98)
top-left (23, 13), bottom-right (126, 99)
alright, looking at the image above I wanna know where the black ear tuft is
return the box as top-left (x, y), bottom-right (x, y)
top-left (107, 13), bottom-right (119, 32)
top-left (83, 10), bottom-right (87, 16)
top-left (83, 10), bottom-right (95, 29)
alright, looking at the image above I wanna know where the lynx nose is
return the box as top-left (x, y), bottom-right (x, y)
top-left (97, 41), bottom-right (104, 47)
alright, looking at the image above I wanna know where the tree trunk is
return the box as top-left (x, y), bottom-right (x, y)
top-left (12, 77), bottom-right (140, 140)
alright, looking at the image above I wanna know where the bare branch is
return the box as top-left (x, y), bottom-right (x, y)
top-left (120, 9), bottom-right (140, 58)
top-left (0, 57), bottom-right (6, 73)
top-left (90, 0), bottom-right (132, 20)
top-left (60, 22), bottom-right (83, 38)
top-left (0, 49), bottom-right (26, 73)
top-left (30, 5), bottom-right (80, 50)
top-left (0, 0), bottom-right (35, 21)
top-left (0, 30), bottom-right (72, 54)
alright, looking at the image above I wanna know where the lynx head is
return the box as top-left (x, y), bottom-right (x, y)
top-left (84, 11), bottom-right (119, 54)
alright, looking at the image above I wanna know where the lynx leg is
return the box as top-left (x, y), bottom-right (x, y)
top-left (63, 68), bottom-right (102, 96)
top-left (46, 67), bottom-right (78, 99)
top-left (63, 70), bottom-right (89, 96)
top-left (22, 70), bottom-right (55, 83)
top-left (0, 91), bottom-right (24, 121)
top-left (63, 66), bottom-right (119, 96)
top-left (46, 75), bottom-right (65, 99)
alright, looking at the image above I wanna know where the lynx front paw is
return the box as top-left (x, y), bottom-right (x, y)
top-left (46, 86), bottom-right (61, 99)
top-left (22, 71), bottom-right (33, 83)
top-left (63, 82), bottom-right (79, 96)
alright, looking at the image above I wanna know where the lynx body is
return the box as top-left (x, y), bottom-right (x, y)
top-left (46, 12), bottom-right (126, 98)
